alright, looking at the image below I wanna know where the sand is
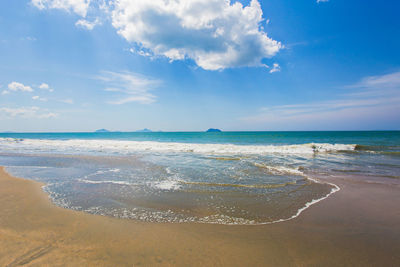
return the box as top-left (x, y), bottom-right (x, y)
top-left (0, 166), bottom-right (399, 266)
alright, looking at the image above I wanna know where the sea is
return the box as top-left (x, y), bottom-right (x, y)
top-left (0, 131), bottom-right (399, 225)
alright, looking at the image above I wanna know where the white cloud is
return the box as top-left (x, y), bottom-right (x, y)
top-left (31, 0), bottom-right (91, 17)
top-left (269, 63), bottom-right (281, 73)
top-left (39, 83), bottom-right (49, 89)
top-left (316, 0), bottom-right (329, 3)
top-left (108, 96), bottom-right (155, 105)
top-left (75, 18), bottom-right (101, 30)
top-left (32, 95), bottom-right (47, 101)
top-left (111, 0), bottom-right (282, 70)
top-left (32, 0), bottom-right (282, 70)
top-left (241, 71), bottom-right (400, 129)
top-left (8, 82), bottom-right (33, 92)
top-left (38, 83), bottom-right (54, 92)
top-left (0, 106), bottom-right (58, 119)
top-left (3, 82), bottom-right (54, 95)
top-left (347, 71), bottom-right (400, 90)
top-left (97, 71), bottom-right (160, 104)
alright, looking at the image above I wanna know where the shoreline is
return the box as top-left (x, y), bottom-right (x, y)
top-left (2, 161), bottom-right (341, 226)
top-left (1, 166), bottom-right (399, 266)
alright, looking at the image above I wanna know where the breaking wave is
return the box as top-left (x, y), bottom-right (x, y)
top-left (0, 138), bottom-right (356, 155)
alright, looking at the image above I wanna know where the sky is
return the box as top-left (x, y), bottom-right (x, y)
top-left (0, 0), bottom-right (399, 132)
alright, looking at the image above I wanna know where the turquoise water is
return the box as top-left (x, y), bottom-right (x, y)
top-left (0, 131), bottom-right (399, 224)
top-left (1, 131), bottom-right (399, 147)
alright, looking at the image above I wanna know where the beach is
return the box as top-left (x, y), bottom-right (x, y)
top-left (2, 0), bottom-right (399, 265)
top-left (1, 166), bottom-right (399, 266)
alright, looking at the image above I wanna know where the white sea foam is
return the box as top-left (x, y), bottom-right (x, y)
top-left (46, 174), bottom-right (340, 225)
top-left (197, 177), bottom-right (341, 226)
top-left (0, 138), bottom-right (356, 155)
top-left (165, 167), bottom-right (174, 174)
top-left (77, 178), bottom-right (132, 186)
top-left (253, 163), bottom-right (305, 176)
top-left (1, 144), bottom-right (342, 225)
top-left (85, 168), bottom-right (121, 177)
top-left (261, 179), bottom-right (340, 225)
top-left (152, 180), bottom-right (182, 190)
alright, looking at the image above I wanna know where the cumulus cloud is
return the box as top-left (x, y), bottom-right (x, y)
top-left (96, 71), bottom-right (160, 104)
top-left (31, 0), bottom-right (91, 17)
top-left (2, 82), bottom-right (55, 95)
top-left (31, 0), bottom-right (282, 70)
top-left (39, 83), bottom-right (49, 89)
top-left (0, 106), bottom-right (58, 119)
top-left (38, 83), bottom-right (54, 92)
top-left (111, 0), bottom-right (281, 70)
top-left (269, 63), bottom-right (281, 73)
top-left (75, 18), bottom-right (101, 30)
top-left (8, 82), bottom-right (33, 92)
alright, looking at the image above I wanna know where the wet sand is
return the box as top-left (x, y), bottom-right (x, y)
top-left (0, 166), bottom-right (399, 266)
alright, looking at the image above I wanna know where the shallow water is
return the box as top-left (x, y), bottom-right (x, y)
top-left (0, 131), bottom-right (399, 224)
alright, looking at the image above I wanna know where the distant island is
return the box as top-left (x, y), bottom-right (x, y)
top-left (95, 129), bottom-right (110, 133)
top-left (136, 128), bottom-right (152, 133)
top-left (206, 128), bottom-right (222, 132)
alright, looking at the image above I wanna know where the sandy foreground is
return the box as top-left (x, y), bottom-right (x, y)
top-left (0, 166), bottom-right (399, 266)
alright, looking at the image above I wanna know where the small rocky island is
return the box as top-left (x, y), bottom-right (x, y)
top-left (95, 129), bottom-right (110, 133)
top-left (206, 128), bottom-right (222, 132)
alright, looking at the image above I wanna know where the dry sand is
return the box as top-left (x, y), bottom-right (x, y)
top-left (0, 166), bottom-right (399, 266)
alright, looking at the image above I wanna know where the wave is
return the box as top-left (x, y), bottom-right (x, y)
top-left (77, 179), bottom-right (132, 186)
top-left (84, 168), bottom-right (121, 177)
top-left (205, 156), bottom-right (242, 161)
top-left (253, 163), bottom-right (306, 176)
top-left (0, 138), bottom-right (356, 155)
top-left (180, 180), bottom-right (298, 189)
top-left (264, 180), bottom-right (340, 225)
top-left (355, 144), bottom-right (400, 153)
top-left (175, 175), bottom-right (341, 225)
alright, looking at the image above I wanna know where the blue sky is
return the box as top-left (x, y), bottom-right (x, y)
top-left (0, 0), bottom-right (399, 131)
